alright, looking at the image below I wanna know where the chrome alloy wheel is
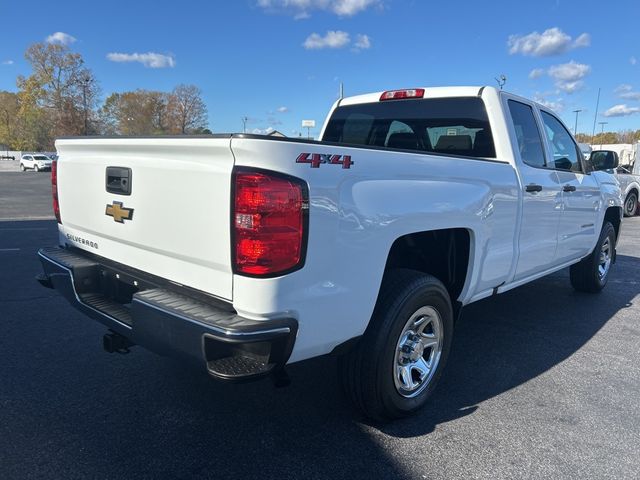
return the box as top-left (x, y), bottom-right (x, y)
top-left (598, 237), bottom-right (612, 281)
top-left (394, 306), bottom-right (443, 398)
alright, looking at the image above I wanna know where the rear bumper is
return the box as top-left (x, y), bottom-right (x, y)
top-left (37, 246), bottom-right (297, 381)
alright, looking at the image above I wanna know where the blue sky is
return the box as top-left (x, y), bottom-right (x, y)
top-left (2, 0), bottom-right (639, 138)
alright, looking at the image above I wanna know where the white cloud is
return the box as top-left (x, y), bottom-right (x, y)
top-left (547, 61), bottom-right (590, 93)
top-left (556, 80), bottom-right (584, 93)
top-left (46, 32), bottom-right (77, 45)
top-left (573, 33), bottom-right (591, 48)
top-left (303, 30), bottom-right (350, 49)
top-left (534, 93), bottom-right (564, 113)
top-left (106, 52), bottom-right (175, 68)
top-left (277, 106), bottom-right (289, 113)
top-left (615, 84), bottom-right (633, 93)
top-left (631, 56), bottom-right (637, 65)
top-left (252, 127), bottom-right (276, 135)
top-left (508, 27), bottom-right (590, 57)
top-left (1, 60), bottom-right (14, 65)
top-left (529, 68), bottom-right (545, 79)
top-left (615, 85), bottom-right (640, 101)
top-left (548, 61), bottom-right (590, 81)
top-left (353, 34), bottom-right (371, 51)
top-left (603, 104), bottom-right (640, 117)
top-left (257, 0), bottom-right (380, 17)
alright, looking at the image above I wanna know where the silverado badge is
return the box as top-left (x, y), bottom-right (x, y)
top-left (105, 201), bottom-right (134, 223)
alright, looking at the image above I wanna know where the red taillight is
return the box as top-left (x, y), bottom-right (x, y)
top-left (379, 88), bottom-right (425, 101)
top-left (51, 160), bottom-right (61, 224)
top-left (233, 170), bottom-right (308, 276)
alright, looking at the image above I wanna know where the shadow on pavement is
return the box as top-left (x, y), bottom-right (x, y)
top-left (1, 219), bottom-right (638, 479)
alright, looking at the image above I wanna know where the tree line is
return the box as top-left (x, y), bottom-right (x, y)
top-left (575, 131), bottom-right (640, 146)
top-left (0, 43), bottom-right (209, 151)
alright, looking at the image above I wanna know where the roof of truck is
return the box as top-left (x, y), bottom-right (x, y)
top-left (338, 86), bottom-right (495, 106)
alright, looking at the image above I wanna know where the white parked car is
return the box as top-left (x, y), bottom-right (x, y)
top-left (37, 86), bottom-right (622, 420)
top-left (20, 154), bottom-right (53, 172)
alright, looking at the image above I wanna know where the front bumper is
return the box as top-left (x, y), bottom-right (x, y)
top-left (37, 247), bottom-right (297, 381)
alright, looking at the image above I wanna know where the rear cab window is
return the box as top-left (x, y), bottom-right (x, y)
top-left (323, 97), bottom-right (496, 159)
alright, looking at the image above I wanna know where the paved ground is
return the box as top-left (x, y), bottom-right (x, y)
top-left (1, 173), bottom-right (639, 479)
top-left (0, 172), bottom-right (55, 220)
top-left (0, 159), bottom-right (22, 173)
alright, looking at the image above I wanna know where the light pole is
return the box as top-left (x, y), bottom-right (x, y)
top-left (81, 75), bottom-right (91, 135)
top-left (242, 117), bottom-right (248, 133)
top-left (572, 109), bottom-right (582, 136)
top-left (598, 121), bottom-right (608, 149)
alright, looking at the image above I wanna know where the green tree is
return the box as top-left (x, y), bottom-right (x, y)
top-left (0, 91), bottom-right (20, 148)
top-left (17, 42), bottom-right (100, 145)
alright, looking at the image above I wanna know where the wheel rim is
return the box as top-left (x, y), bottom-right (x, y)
top-left (625, 195), bottom-right (637, 216)
top-left (598, 237), bottom-right (612, 281)
top-left (393, 306), bottom-right (443, 398)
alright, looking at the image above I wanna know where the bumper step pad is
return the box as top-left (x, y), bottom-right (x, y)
top-left (37, 246), bottom-right (298, 382)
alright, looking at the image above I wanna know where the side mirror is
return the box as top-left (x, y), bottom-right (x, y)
top-left (553, 158), bottom-right (573, 170)
top-left (589, 150), bottom-right (619, 171)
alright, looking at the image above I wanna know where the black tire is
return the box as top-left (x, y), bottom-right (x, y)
top-left (34, 165), bottom-right (39, 172)
top-left (623, 191), bottom-right (637, 217)
top-left (20, 164), bottom-right (26, 172)
top-left (338, 269), bottom-right (453, 421)
top-left (570, 222), bottom-right (616, 293)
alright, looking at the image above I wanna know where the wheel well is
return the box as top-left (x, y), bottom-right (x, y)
top-left (384, 229), bottom-right (470, 301)
top-left (604, 206), bottom-right (622, 240)
top-left (626, 188), bottom-right (639, 199)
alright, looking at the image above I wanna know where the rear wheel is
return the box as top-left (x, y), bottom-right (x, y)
top-left (570, 222), bottom-right (616, 293)
top-left (623, 192), bottom-right (637, 217)
top-left (338, 269), bottom-right (453, 421)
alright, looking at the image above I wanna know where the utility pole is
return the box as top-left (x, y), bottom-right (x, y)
top-left (572, 109), bottom-right (582, 136)
top-left (339, 82), bottom-right (344, 99)
top-left (81, 75), bottom-right (90, 135)
top-left (591, 88), bottom-right (601, 144)
top-left (495, 74), bottom-right (507, 90)
top-left (598, 121), bottom-right (608, 149)
top-left (242, 116), bottom-right (248, 133)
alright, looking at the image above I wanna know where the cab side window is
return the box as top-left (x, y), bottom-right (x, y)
top-left (540, 111), bottom-right (582, 172)
top-left (507, 100), bottom-right (546, 168)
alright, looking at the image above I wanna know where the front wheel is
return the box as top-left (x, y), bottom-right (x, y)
top-left (624, 192), bottom-right (638, 217)
top-left (34, 165), bottom-right (39, 172)
top-left (338, 269), bottom-right (453, 421)
top-left (20, 164), bottom-right (26, 172)
top-left (570, 222), bottom-right (616, 293)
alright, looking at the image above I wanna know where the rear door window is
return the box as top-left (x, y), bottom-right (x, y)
top-left (323, 97), bottom-right (496, 158)
top-left (507, 100), bottom-right (546, 168)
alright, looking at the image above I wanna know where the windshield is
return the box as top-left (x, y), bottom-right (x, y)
top-left (323, 97), bottom-right (496, 158)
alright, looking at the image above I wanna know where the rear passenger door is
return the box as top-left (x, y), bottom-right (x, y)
top-left (505, 98), bottom-right (563, 281)
top-left (539, 110), bottom-right (600, 262)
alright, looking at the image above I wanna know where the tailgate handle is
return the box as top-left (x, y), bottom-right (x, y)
top-left (106, 167), bottom-right (132, 195)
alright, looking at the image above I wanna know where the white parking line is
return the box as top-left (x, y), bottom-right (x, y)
top-left (0, 248), bottom-right (21, 252)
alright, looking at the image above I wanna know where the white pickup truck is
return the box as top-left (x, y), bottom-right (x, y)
top-left (37, 87), bottom-right (622, 420)
top-left (616, 157), bottom-right (639, 217)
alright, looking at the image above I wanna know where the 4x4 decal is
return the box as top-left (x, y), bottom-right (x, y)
top-left (296, 153), bottom-right (353, 169)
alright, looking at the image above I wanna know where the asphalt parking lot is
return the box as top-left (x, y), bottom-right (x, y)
top-left (1, 172), bottom-right (639, 479)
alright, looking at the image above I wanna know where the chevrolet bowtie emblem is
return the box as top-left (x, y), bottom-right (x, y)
top-left (105, 201), bottom-right (134, 223)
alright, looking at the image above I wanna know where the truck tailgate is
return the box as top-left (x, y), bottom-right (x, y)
top-left (55, 137), bottom-right (235, 301)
